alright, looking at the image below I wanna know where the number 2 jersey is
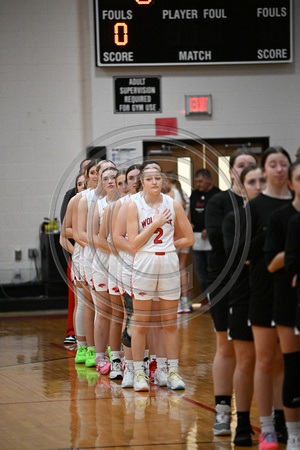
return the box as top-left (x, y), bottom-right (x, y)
top-left (133, 193), bottom-right (176, 253)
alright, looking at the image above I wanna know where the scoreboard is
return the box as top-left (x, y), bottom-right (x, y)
top-left (94, 0), bottom-right (292, 66)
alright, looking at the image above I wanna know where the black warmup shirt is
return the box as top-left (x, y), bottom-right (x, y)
top-left (248, 193), bottom-right (292, 323)
top-left (206, 189), bottom-right (244, 284)
top-left (190, 186), bottom-right (220, 232)
top-left (60, 187), bottom-right (76, 224)
top-left (264, 203), bottom-right (296, 303)
top-left (60, 187), bottom-right (76, 255)
top-left (222, 205), bottom-right (251, 307)
top-left (285, 212), bottom-right (300, 275)
top-left (285, 212), bottom-right (300, 330)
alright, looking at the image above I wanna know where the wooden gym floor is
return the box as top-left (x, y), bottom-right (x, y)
top-left (0, 308), bottom-right (285, 450)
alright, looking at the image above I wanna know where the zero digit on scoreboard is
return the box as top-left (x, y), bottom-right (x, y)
top-left (114, 22), bottom-right (128, 46)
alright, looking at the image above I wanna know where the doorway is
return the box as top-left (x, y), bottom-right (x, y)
top-left (143, 137), bottom-right (269, 190)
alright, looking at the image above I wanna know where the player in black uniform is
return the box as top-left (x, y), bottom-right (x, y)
top-left (223, 163), bottom-right (266, 446)
top-left (266, 160), bottom-right (300, 448)
top-left (248, 147), bottom-right (292, 449)
top-left (285, 212), bottom-right (300, 335)
top-left (206, 149), bottom-right (257, 436)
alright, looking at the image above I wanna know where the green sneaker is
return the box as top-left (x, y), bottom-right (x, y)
top-left (75, 346), bottom-right (87, 364)
top-left (85, 348), bottom-right (96, 367)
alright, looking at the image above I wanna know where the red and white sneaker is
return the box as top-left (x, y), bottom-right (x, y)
top-left (95, 356), bottom-right (111, 375)
top-left (149, 359), bottom-right (157, 381)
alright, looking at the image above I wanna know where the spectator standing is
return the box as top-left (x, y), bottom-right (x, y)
top-left (189, 169), bottom-right (220, 295)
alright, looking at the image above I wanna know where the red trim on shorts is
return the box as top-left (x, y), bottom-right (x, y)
top-left (155, 252), bottom-right (165, 255)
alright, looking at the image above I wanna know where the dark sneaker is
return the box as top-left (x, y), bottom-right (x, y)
top-left (234, 424), bottom-right (254, 446)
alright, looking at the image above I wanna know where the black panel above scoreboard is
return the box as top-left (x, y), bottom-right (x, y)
top-left (94, 0), bottom-right (292, 67)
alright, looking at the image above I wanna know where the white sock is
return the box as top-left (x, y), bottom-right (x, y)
top-left (87, 346), bottom-right (95, 351)
top-left (286, 421), bottom-right (300, 438)
top-left (111, 351), bottom-right (120, 361)
top-left (144, 349), bottom-right (149, 359)
top-left (134, 361), bottom-right (144, 373)
top-left (77, 340), bottom-right (86, 349)
top-left (126, 360), bottom-right (134, 371)
top-left (150, 354), bottom-right (156, 362)
top-left (260, 416), bottom-right (275, 434)
top-left (181, 296), bottom-right (188, 304)
top-left (96, 352), bottom-right (105, 359)
top-left (157, 357), bottom-right (167, 368)
top-left (168, 359), bottom-right (179, 371)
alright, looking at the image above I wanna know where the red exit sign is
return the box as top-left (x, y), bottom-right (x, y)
top-left (185, 95), bottom-right (212, 116)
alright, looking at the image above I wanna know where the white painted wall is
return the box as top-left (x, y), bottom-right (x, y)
top-left (1, 0), bottom-right (299, 284)
top-left (0, 0), bottom-right (92, 284)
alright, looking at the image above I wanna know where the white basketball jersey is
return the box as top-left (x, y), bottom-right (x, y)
top-left (119, 194), bottom-right (129, 205)
top-left (97, 196), bottom-right (108, 226)
top-left (73, 241), bottom-right (80, 259)
top-left (81, 187), bottom-right (90, 197)
top-left (124, 191), bottom-right (142, 240)
top-left (133, 193), bottom-right (176, 253)
top-left (86, 188), bottom-right (95, 209)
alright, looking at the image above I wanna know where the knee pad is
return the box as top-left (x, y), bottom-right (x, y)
top-left (124, 292), bottom-right (133, 316)
top-left (75, 287), bottom-right (85, 337)
top-left (282, 351), bottom-right (300, 408)
top-left (121, 315), bottom-right (134, 348)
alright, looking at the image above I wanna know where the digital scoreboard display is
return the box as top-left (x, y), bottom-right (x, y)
top-left (94, 0), bottom-right (292, 67)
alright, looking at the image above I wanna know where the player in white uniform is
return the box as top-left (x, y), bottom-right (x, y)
top-left (97, 168), bottom-right (127, 380)
top-left (127, 166), bottom-right (194, 392)
top-left (76, 160), bottom-right (116, 368)
top-left (116, 169), bottom-right (129, 197)
top-left (113, 162), bottom-right (170, 388)
top-left (70, 161), bottom-right (98, 365)
top-left (92, 167), bottom-right (124, 379)
top-left (111, 164), bottom-right (141, 387)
